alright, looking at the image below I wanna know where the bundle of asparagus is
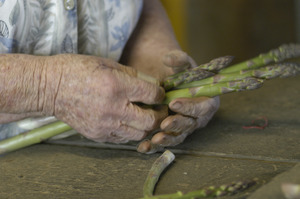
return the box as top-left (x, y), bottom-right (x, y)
top-left (0, 43), bottom-right (300, 155)
top-left (162, 43), bottom-right (300, 104)
top-left (163, 56), bottom-right (234, 90)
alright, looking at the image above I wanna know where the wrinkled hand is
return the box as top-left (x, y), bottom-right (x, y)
top-left (44, 54), bottom-right (167, 143)
top-left (138, 50), bottom-right (220, 153)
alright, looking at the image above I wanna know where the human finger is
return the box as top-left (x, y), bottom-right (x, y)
top-left (137, 139), bottom-right (165, 154)
top-left (151, 132), bottom-right (189, 147)
top-left (122, 104), bottom-right (168, 131)
top-left (105, 63), bottom-right (164, 105)
top-left (119, 64), bottom-right (160, 86)
top-left (168, 96), bottom-right (220, 118)
top-left (92, 124), bottom-right (147, 144)
top-left (162, 50), bottom-right (197, 73)
top-left (124, 76), bottom-right (165, 105)
top-left (160, 114), bottom-right (197, 135)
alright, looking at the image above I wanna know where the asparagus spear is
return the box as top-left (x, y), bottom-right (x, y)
top-left (163, 69), bottom-right (214, 91)
top-left (163, 77), bottom-right (264, 104)
top-left (163, 56), bottom-right (233, 90)
top-left (193, 55), bottom-right (234, 71)
top-left (219, 43), bottom-right (300, 74)
top-left (175, 63), bottom-right (300, 89)
top-left (143, 150), bottom-right (175, 197)
top-left (140, 179), bottom-right (257, 199)
top-left (0, 121), bottom-right (71, 155)
top-left (0, 116), bottom-right (57, 140)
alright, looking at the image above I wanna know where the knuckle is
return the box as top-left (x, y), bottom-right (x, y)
top-left (156, 87), bottom-right (166, 102)
top-left (132, 131), bottom-right (147, 141)
top-left (163, 50), bottom-right (188, 66)
top-left (98, 75), bottom-right (119, 96)
top-left (192, 97), bottom-right (220, 117)
top-left (145, 113), bottom-right (159, 130)
top-left (145, 85), bottom-right (165, 104)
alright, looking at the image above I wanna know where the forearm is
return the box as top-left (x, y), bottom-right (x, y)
top-left (121, 0), bottom-right (180, 80)
top-left (0, 54), bottom-right (59, 115)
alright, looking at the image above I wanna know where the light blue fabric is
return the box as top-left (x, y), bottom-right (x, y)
top-left (0, 0), bottom-right (143, 60)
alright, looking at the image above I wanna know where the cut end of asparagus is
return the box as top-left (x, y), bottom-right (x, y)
top-left (143, 150), bottom-right (175, 197)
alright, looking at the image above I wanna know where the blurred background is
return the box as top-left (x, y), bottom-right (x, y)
top-left (161, 0), bottom-right (298, 65)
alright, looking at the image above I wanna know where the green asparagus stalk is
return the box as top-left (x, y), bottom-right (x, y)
top-left (143, 150), bottom-right (175, 197)
top-left (163, 77), bottom-right (264, 104)
top-left (194, 55), bottom-right (234, 71)
top-left (0, 116), bottom-right (58, 140)
top-left (219, 43), bottom-right (300, 74)
top-left (277, 62), bottom-right (300, 78)
top-left (163, 56), bottom-right (234, 90)
top-left (175, 63), bottom-right (300, 89)
top-left (140, 179), bottom-right (257, 199)
top-left (0, 121), bottom-right (71, 155)
top-left (163, 69), bottom-right (214, 91)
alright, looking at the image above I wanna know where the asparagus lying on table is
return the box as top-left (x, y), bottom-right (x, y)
top-left (141, 179), bottom-right (257, 199)
top-left (143, 150), bottom-right (175, 197)
top-left (142, 150), bottom-right (257, 199)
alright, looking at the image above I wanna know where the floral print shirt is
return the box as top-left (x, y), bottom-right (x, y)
top-left (0, 0), bottom-right (143, 61)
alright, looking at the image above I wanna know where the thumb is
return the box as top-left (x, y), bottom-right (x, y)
top-left (162, 50), bottom-right (197, 73)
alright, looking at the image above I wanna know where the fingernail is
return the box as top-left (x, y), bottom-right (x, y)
top-left (137, 140), bottom-right (151, 153)
top-left (171, 101), bottom-right (182, 110)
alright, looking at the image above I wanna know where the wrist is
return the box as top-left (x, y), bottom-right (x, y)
top-left (0, 54), bottom-right (62, 115)
top-left (38, 54), bottom-right (68, 116)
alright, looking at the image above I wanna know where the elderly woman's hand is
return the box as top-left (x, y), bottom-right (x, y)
top-left (31, 54), bottom-right (166, 143)
top-left (138, 50), bottom-right (220, 153)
